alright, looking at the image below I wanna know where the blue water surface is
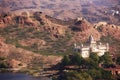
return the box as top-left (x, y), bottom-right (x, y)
top-left (0, 73), bottom-right (51, 80)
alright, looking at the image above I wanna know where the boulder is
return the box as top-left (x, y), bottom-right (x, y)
top-left (72, 18), bottom-right (91, 31)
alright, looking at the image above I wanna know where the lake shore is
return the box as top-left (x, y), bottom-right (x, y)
top-left (0, 72), bottom-right (52, 80)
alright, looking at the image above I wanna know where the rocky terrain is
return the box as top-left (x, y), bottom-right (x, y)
top-left (0, 11), bottom-right (119, 64)
top-left (0, 0), bottom-right (120, 25)
top-left (0, 0), bottom-right (119, 79)
top-left (0, 11), bottom-right (119, 78)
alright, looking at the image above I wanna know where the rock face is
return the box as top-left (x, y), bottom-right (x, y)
top-left (0, 12), bottom-right (67, 40)
top-left (95, 23), bottom-right (120, 40)
top-left (0, 15), bottom-right (13, 27)
top-left (16, 15), bottom-right (38, 27)
top-left (38, 14), bottom-right (66, 39)
top-left (72, 18), bottom-right (91, 32)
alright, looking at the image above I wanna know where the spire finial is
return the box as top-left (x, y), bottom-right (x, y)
top-left (89, 35), bottom-right (94, 42)
top-left (89, 35), bottom-right (96, 44)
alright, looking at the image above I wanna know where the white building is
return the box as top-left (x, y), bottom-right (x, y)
top-left (74, 35), bottom-right (109, 58)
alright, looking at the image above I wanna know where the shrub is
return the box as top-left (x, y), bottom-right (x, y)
top-left (0, 57), bottom-right (6, 61)
top-left (0, 62), bottom-right (9, 68)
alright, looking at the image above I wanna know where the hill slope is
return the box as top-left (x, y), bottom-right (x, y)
top-left (0, 0), bottom-right (120, 24)
top-left (0, 12), bottom-right (120, 56)
top-left (0, 12), bottom-right (119, 75)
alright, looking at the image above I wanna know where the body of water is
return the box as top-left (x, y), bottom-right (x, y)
top-left (0, 73), bottom-right (51, 80)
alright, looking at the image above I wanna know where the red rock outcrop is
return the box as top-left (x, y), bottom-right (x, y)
top-left (0, 16), bottom-right (13, 27)
top-left (98, 24), bottom-right (120, 40)
top-left (72, 18), bottom-right (91, 32)
top-left (17, 16), bottom-right (37, 27)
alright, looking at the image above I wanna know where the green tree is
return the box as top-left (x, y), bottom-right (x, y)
top-left (71, 53), bottom-right (84, 68)
top-left (100, 52), bottom-right (113, 68)
top-left (90, 52), bottom-right (99, 63)
top-left (0, 62), bottom-right (9, 68)
top-left (88, 53), bottom-right (100, 68)
top-left (62, 55), bottom-right (70, 66)
top-left (116, 56), bottom-right (120, 65)
top-left (0, 57), bottom-right (6, 61)
top-left (100, 69), bottom-right (114, 80)
top-left (62, 71), bottom-right (93, 80)
top-left (88, 69), bottom-right (102, 79)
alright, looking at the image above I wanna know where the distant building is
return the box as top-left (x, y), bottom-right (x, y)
top-left (111, 10), bottom-right (119, 16)
top-left (74, 35), bottom-right (109, 58)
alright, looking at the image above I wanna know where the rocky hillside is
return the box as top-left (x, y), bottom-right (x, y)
top-left (0, 36), bottom-right (62, 69)
top-left (0, 0), bottom-right (120, 25)
top-left (0, 11), bottom-right (120, 69)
